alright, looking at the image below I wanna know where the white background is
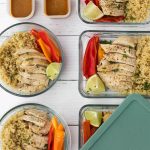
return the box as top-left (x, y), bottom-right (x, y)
top-left (0, 0), bottom-right (149, 149)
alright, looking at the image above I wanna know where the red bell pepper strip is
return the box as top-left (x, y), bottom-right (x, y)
top-left (83, 36), bottom-right (99, 79)
top-left (90, 126), bottom-right (98, 136)
top-left (96, 16), bottom-right (125, 22)
top-left (48, 125), bottom-right (54, 150)
top-left (93, 0), bottom-right (99, 6)
top-left (85, 0), bottom-right (91, 4)
top-left (38, 30), bottom-right (62, 63)
top-left (83, 120), bottom-right (91, 144)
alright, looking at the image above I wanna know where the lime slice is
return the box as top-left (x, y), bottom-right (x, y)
top-left (83, 1), bottom-right (104, 20)
top-left (46, 63), bottom-right (61, 80)
top-left (85, 74), bottom-right (105, 95)
top-left (84, 110), bottom-right (102, 127)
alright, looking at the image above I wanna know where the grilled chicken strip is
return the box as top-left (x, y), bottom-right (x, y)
top-left (113, 36), bottom-right (137, 48)
top-left (21, 115), bottom-right (46, 127)
top-left (21, 59), bottom-right (49, 67)
top-left (29, 121), bottom-right (50, 135)
top-left (20, 65), bottom-right (46, 75)
top-left (15, 49), bottom-right (43, 56)
top-left (97, 63), bottom-right (136, 73)
top-left (30, 134), bottom-right (48, 149)
top-left (101, 0), bottom-right (125, 16)
top-left (104, 53), bottom-right (136, 66)
top-left (25, 109), bottom-right (48, 120)
top-left (101, 44), bottom-right (136, 58)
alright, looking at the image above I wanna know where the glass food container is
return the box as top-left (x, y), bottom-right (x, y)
top-left (0, 103), bottom-right (71, 150)
top-left (79, 104), bottom-right (117, 149)
top-left (79, 30), bottom-right (150, 98)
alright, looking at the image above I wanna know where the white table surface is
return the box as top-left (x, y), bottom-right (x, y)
top-left (0, 0), bottom-right (150, 149)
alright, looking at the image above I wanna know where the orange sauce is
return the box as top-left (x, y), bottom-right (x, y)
top-left (45, 0), bottom-right (68, 16)
top-left (11, 0), bottom-right (32, 17)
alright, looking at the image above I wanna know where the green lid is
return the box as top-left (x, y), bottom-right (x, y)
top-left (81, 94), bottom-right (150, 150)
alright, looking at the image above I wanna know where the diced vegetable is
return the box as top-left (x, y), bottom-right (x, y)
top-left (54, 130), bottom-right (65, 150)
top-left (96, 16), bottom-right (125, 22)
top-left (38, 38), bottom-right (52, 63)
top-left (83, 120), bottom-right (91, 144)
top-left (83, 36), bottom-right (99, 79)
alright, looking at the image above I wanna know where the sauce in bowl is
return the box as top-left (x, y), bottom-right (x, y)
top-left (45, 0), bottom-right (69, 17)
top-left (10, 0), bottom-right (33, 18)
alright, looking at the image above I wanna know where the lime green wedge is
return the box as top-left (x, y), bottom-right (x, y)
top-left (85, 74), bottom-right (105, 95)
top-left (46, 63), bottom-right (62, 80)
top-left (83, 1), bottom-right (104, 20)
top-left (84, 110), bottom-right (102, 127)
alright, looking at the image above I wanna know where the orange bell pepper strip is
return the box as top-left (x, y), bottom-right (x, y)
top-left (38, 38), bottom-right (52, 63)
top-left (97, 46), bottom-right (104, 62)
top-left (51, 116), bottom-right (59, 130)
top-left (38, 30), bottom-right (62, 63)
top-left (58, 123), bottom-right (64, 131)
top-left (83, 120), bottom-right (91, 144)
top-left (48, 125), bottom-right (54, 150)
top-left (54, 130), bottom-right (65, 150)
top-left (83, 36), bottom-right (99, 79)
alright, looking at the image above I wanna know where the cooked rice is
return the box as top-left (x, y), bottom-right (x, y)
top-left (125, 0), bottom-right (150, 22)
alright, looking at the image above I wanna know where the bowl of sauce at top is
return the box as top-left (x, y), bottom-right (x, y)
top-left (44, 0), bottom-right (71, 18)
top-left (9, 0), bottom-right (35, 20)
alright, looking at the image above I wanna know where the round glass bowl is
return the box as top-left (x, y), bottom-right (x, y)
top-left (0, 22), bottom-right (63, 97)
top-left (0, 103), bottom-right (71, 150)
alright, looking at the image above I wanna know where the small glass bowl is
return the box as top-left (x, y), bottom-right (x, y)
top-left (0, 22), bottom-right (63, 97)
top-left (0, 103), bottom-right (71, 150)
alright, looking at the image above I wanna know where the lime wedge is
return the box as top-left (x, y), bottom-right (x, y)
top-left (46, 63), bottom-right (61, 80)
top-left (85, 74), bottom-right (105, 95)
top-left (83, 1), bottom-right (104, 20)
top-left (84, 110), bottom-right (102, 127)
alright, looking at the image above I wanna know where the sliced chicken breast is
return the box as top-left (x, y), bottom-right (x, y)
top-left (101, 0), bottom-right (125, 16)
top-left (30, 134), bottom-right (48, 149)
top-left (21, 59), bottom-right (49, 67)
top-left (104, 53), bottom-right (136, 66)
top-left (21, 115), bottom-right (46, 127)
top-left (101, 44), bottom-right (136, 58)
top-left (25, 109), bottom-right (48, 120)
top-left (97, 63), bottom-right (136, 73)
top-left (29, 121), bottom-right (50, 135)
top-left (113, 36), bottom-right (137, 48)
top-left (15, 49), bottom-right (43, 56)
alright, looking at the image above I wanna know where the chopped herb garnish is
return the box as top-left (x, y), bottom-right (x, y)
top-left (143, 82), bottom-right (150, 90)
top-left (101, 40), bottom-right (112, 44)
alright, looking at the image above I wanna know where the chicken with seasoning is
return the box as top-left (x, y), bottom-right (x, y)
top-left (1, 108), bottom-right (66, 150)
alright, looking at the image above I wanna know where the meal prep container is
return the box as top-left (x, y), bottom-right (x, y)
top-left (79, 30), bottom-right (150, 98)
top-left (78, 0), bottom-right (150, 25)
top-left (44, 0), bottom-right (71, 18)
top-left (0, 22), bottom-right (63, 97)
top-left (9, 0), bottom-right (35, 20)
top-left (0, 103), bottom-right (71, 150)
top-left (80, 94), bottom-right (150, 150)
top-left (79, 104), bottom-right (117, 149)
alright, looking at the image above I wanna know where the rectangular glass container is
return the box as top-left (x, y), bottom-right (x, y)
top-left (79, 104), bottom-right (118, 149)
top-left (78, 0), bottom-right (150, 25)
top-left (79, 30), bottom-right (150, 98)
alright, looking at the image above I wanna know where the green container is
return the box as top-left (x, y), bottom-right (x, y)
top-left (80, 94), bottom-right (150, 150)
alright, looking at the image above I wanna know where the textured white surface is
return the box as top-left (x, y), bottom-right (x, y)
top-left (0, 0), bottom-right (148, 149)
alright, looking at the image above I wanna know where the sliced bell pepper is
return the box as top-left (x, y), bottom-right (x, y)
top-left (38, 38), bottom-right (52, 63)
top-left (96, 16), bottom-right (125, 22)
top-left (54, 130), bottom-right (65, 150)
top-left (51, 116), bottom-right (59, 130)
top-left (83, 36), bottom-right (99, 79)
top-left (31, 29), bottom-right (40, 39)
top-left (83, 120), bottom-right (91, 144)
top-left (85, 0), bottom-right (91, 4)
top-left (58, 123), bottom-right (64, 131)
top-left (90, 126), bottom-right (98, 136)
top-left (93, 0), bottom-right (99, 6)
top-left (38, 30), bottom-right (62, 63)
top-left (48, 125), bottom-right (54, 150)
top-left (97, 46), bottom-right (104, 62)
